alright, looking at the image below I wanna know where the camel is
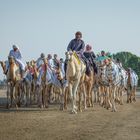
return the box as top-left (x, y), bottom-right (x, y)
top-left (115, 66), bottom-right (127, 105)
top-left (45, 63), bottom-right (67, 110)
top-left (95, 60), bottom-right (108, 107)
top-left (126, 69), bottom-right (138, 103)
top-left (65, 51), bottom-right (86, 114)
top-left (21, 64), bottom-right (34, 107)
top-left (77, 67), bottom-right (95, 112)
top-left (96, 59), bottom-right (119, 112)
top-left (36, 58), bottom-right (49, 108)
top-left (105, 59), bottom-right (122, 112)
top-left (0, 56), bottom-right (22, 108)
top-left (84, 68), bottom-right (95, 107)
top-left (25, 60), bottom-right (39, 104)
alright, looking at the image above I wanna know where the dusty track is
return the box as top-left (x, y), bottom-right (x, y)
top-left (0, 90), bottom-right (140, 140)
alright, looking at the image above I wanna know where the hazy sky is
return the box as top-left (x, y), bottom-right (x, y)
top-left (0, 0), bottom-right (140, 79)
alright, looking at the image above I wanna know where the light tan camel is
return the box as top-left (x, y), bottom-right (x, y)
top-left (65, 51), bottom-right (86, 114)
top-left (0, 57), bottom-right (22, 108)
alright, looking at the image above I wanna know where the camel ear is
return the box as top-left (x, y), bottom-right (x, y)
top-left (69, 51), bottom-right (73, 55)
top-left (33, 60), bottom-right (36, 64)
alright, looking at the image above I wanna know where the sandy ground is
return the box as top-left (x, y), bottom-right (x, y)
top-left (0, 90), bottom-right (140, 140)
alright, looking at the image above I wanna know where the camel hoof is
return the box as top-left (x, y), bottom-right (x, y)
top-left (60, 106), bottom-right (64, 111)
top-left (84, 106), bottom-right (87, 110)
top-left (71, 110), bottom-right (77, 114)
top-left (64, 106), bottom-right (67, 110)
top-left (111, 109), bottom-right (117, 112)
top-left (106, 107), bottom-right (109, 110)
top-left (38, 105), bottom-right (43, 108)
top-left (6, 104), bottom-right (10, 109)
top-left (15, 105), bottom-right (19, 110)
top-left (45, 105), bottom-right (49, 108)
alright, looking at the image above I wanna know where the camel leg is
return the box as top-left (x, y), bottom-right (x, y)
top-left (96, 87), bottom-right (100, 103)
top-left (6, 84), bottom-right (10, 109)
top-left (42, 86), bottom-right (45, 108)
top-left (120, 89), bottom-right (124, 105)
top-left (45, 85), bottom-right (49, 108)
top-left (99, 86), bottom-right (104, 106)
top-left (91, 90), bottom-right (94, 107)
top-left (88, 84), bottom-right (93, 107)
top-left (36, 85), bottom-right (42, 108)
top-left (111, 87), bottom-right (117, 112)
top-left (93, 88), bottom-right (97, 103)
top-left (127, 86), bottom-right (132, 103)
top-left (86, 84), bottom-right (90, 107)
top-left (83, 83), bottom-right (87, 110)
top-left (17, 83), bottom-right (21, 107)
top-left (69, 83), bottom-right (74, 113)
top-left (107, 87), bottom-right (112, 109)
top-left (25, 81), bottom-right (31, 106)
top-left (71, 79), bottom-right (79, 114)
top-left (72, 83), bottom-right (78, 114)
top-left (59, 88), bottom-right (63, 110)
top-left (42, 84), bottom-right (48, 108)
top-left (13, 85), bottom-right (19, 109)
top-left (10, 85), bottom-right (14, 108)
top-left (78, 87), bottom-right (82, 112)
top-left (132, 87), bottom-right (136, 102)
top-left (64, 88), bottom-right (68, 110)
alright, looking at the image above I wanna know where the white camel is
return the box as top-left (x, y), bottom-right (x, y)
top-left (65, 51), bottom-right (86, 114)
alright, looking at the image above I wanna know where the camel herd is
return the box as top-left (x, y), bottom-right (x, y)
top-left (0, 51), bottom-right (138, 114)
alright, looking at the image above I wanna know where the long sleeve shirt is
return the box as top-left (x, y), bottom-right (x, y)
top-left (9, 49), bottom-right (22, 60)
top-left (67, 39), bottom-right (85, 53)
top-left (48, 59), bottom-right (55, 69)
top-left (36, 57), bottom-right (44, 70)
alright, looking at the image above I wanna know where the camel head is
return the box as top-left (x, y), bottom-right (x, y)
top-left (0, 61), bottom-right (7, 74)
top-left (8, 56), bottom-right (15, 65)
top-left (0, 61), bottom-right (3, 67)
top-left (65, 51), bottom-right (73, 61)
top-left (105, 58), bottom-right (112, 67)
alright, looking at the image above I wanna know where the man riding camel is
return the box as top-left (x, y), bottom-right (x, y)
top-left (53, 54), bottom-right (60, 69)
top-left (83, 44), bottom-right (97, 74)
top-left (65, 31), bottom-right (85, 74)
top-left (6, 45), bottom-right (25, 78)
top-left (66, 31), bottom-right (95, 75)
top-left (36, 53), bottom-right (46, 85)
top-left (47, 54), bottom-right (54, 69)
top-left (67, 31), bottom-right (85, 53)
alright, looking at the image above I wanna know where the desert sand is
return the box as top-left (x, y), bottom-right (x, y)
top-left (0, 89), bottom-right (140, 140)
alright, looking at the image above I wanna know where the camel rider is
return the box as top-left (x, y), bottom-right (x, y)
top-left (8, 45), bottom-right (25, 78)
top-left (36, 53), bottom-right (46, 71)
top-left (101, 50), bottom-right (106, 58)
top-left (47, 54), bottom-right (55, 71)
top-left (67, 31), bottom-right (85, 53)
top-left (60, 58), bottom-right (65, 78)
top-left (53, 54), bottom-right (60, 69)
top-left (96, 50), bottom-right (109, 66)
top-left (83, 44), bottom-right (97, 74)
top-left (66, 31), bottom-right (91, 74)
top-left (36, 53), bottom-right (47, 85)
